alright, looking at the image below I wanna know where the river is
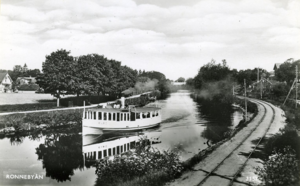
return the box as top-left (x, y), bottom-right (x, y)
top-left (0, 90), bottom-right (243, 186)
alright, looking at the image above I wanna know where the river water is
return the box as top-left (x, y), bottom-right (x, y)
top-left (0, 90), bottom-right (243, 186)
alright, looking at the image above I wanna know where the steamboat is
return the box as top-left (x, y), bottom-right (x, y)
top-left (82, 97), bottom-right (161, 133)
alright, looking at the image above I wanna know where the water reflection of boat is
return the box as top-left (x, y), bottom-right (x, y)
top-left (83, 97), bottom-right (161, 132)
top-left (83, 136), bottom-right (140, 161)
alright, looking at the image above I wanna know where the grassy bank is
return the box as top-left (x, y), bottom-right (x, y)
top-left (0, 92), bottom-right (159, 131)
top-left (0, 109), bottom-right (85, 131)
top-left (0, 95), bottom-right (116, 113)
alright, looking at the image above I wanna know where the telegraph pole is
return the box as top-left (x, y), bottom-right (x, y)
top-left (257, 67), bottom-right (259, 82)
top-left (296, 65), bottom-right (298, 108)
top-left (244, 79), bottom-right (247, 121)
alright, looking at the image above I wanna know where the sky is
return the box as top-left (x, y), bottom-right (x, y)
top-left (0, 0), bottom-right (299, 80)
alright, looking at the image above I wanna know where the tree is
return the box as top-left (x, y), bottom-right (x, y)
top-left (38, 49), bottom-right (75, 99)
top-left (186, 78), bottom-right (194, 87)
top-left (196, 59), bottom-right (231, 82)
top-left (275, 59), bottom-right (300, 85)
top-left (139, 71), bottom-right (166, 81)
top-left (176, 77), bottom-right (185, 82)
top-left (235, 68), bottom-right (269, 86)
top-left (271, 82), bottom-right (289, 99)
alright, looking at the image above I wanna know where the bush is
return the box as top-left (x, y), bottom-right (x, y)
top-left (263, 128), bottom-right (300, 160)
top-left (95, 137), bottom-right (183, 186)
top-left (256, 146), bottom-right (299, 186)
top-left (271, 82), bottom-right (289, 99)
top-left (18, 84), bottom-right (39, 91)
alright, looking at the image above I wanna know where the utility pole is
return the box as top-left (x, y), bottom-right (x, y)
top-left (296, 65), bottom-right (298, 108)
top-left (244, 79), bottom-right (247, 121)
top-left (257, 67), bottom-right (259, 82)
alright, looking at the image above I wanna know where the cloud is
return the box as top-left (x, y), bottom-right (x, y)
top-left (0, 0), bottom-right (299, 80)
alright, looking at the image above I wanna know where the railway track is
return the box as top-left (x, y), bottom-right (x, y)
top-left (169, 98), bottom-right (278, 186)
top-left (195, 99), bottom-right (276, 186)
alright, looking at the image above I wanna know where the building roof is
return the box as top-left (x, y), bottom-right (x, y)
top-left (0, 72), bottom-right (13, 83)
top-left (16, 77), bottom-right (36, 80)
top-left (87, 107), bottom-right (160, 113)
top-left (0, 73), bottom-right (7, 82)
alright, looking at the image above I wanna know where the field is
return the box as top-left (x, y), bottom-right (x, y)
top-left (0, 91), bottom-right (63, 105)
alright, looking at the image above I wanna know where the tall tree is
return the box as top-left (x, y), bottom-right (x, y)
top-left (176, 77), bottom-right (185, 82)
top-left (38, 49), bottom-right (75, 98)
top-left (275, 59), bottom-right (300, 85)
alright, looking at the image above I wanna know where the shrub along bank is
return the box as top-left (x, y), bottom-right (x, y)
top-left (95, 137), bottom-right (183, 186)
top-left (252, 98), bottom-right (300, 186)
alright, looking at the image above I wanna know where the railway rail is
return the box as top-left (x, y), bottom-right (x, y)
top-left (195, 98), bottom-right (276, 186)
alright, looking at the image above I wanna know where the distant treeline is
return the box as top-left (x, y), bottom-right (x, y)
top-left (185, 58), bottom-right (300, 102)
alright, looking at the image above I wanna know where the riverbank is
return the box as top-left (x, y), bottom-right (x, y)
top-left (0, 92), bottom-right (155, 134)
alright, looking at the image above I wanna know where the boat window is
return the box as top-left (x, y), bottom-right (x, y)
top-left (152, 112), bottom-right (155, 117)
top-left (94, 112), bottom-right (96, 120)
top-left (156, 111), bottom-right (159, 116)
top-left (84, 112), bottom-right (87, 119)
top-left (121, 113), bottom-right (123, 121)
top-left (103, 150), bottom-right (107, 157)
top-left (108, 113), bottom-right (111, 121)
top-left (93, 151), bottom-right (96, 160)
top-left (98, 151), bottom-right (102, 159)
top-left (113, 113), bottom-right (115, 121)
top-left (98, 112), bottom-right (102, 120)
top-left (104, 113), bottom-right (107, 120)
top-left (113, 147), bottom-right (115, 155)
top-left (117, 113), bottom-right (120, 121)
top-left (117, 146), bottom-right (120, 154)
top-left (136, 113), bottom-right (140, 119)
top-left (127, 143), bottom-right (129, 150)
top-left (124, 144), bottom-right (126, 151)
top-left (108, 148), bottom-right (112, 156)
top-left (130, 141), bottom-right (135, 149)
top-left (121, 146), bottom-right (123, 153)
top-left (147, 112), bottom-right (150, 118)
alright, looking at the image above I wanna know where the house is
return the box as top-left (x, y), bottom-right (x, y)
top-left (250, 78), bottom-right (281, 96)
top-left (0, 72), bottom-right (13, 92)
top-left (16, 76), bottom-right (37, 85)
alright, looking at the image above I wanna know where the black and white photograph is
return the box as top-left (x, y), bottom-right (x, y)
top-left (0, 0), bottom-right (299, 186)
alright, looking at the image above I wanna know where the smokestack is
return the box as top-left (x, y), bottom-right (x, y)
top-left (120, 97), bottom-right (125, 109)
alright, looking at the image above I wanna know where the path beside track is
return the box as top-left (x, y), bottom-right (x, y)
top-left (167, 98), bottom-right (285, 186)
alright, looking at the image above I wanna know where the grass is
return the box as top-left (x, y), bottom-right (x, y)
top-left (0, 109), bottom-right (85, 130)
top-left (0, 95), bottom-right (116, 113)
top-left (0, 102), bottom-right (58, 113)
